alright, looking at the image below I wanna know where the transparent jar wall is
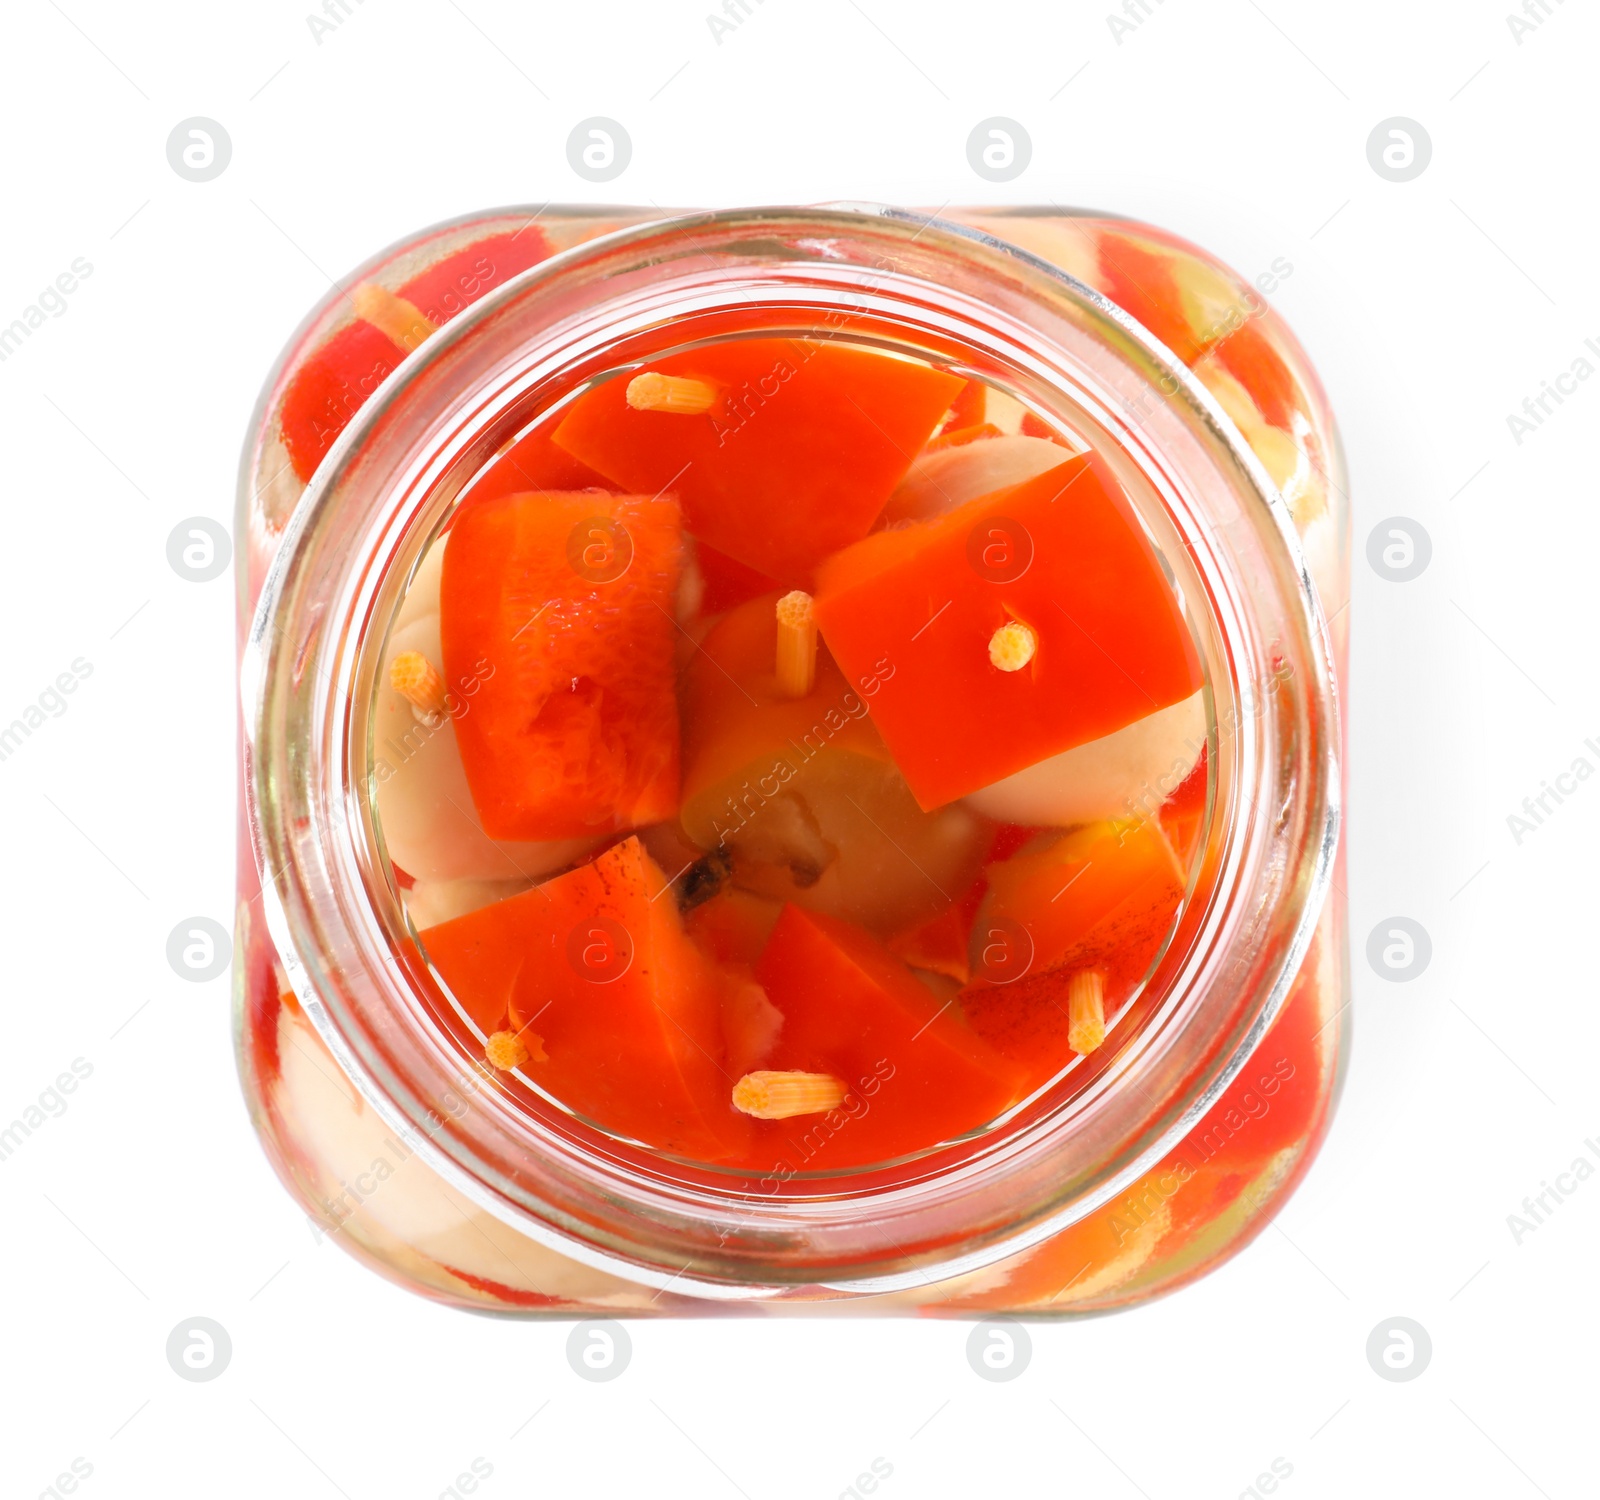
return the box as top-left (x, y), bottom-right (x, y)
top-left (234, 205), bottom-right (1350, 1316)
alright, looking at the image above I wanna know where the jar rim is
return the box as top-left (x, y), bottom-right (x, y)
top-left (242, 203), bottom-right (1340, 1296)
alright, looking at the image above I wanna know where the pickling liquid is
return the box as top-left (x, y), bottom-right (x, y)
top-left (370, 339), bottom-right (1215, 1175)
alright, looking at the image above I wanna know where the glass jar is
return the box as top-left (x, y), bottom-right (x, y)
top-left (234, 204), bottom-right (1347, 1315)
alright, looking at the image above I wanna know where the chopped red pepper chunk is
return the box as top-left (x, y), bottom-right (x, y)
top-left (395, 229), bottom-right (552, 329)
top-left (278, 320), bottom-right (404, 482)
top-left (888, 902), bottom-right (973, 985)
top-left (469, 418), bottom-right (616, 500)
top-left (937, 378), bottom-right (987, 434)
top-left (440, 489), bottom-right (682, 841)
top-left (971, 818), bottom-right (1184, 984)
top-left (1212, 318), bottom-right (1300, 431)
top-left (925, 421), bottom-right (1002, 452)
top-left (551, 339), bottom-right (964, 583)
top-left (1096, 228), bottom-right (1206, 365)
top-left (753, 905), bottom-right (1022, 1167)
top-left (420, 837), bottom-right (753, 1161)
top-left (1157, 748), bottom-right (1209, 867)
top-left (961, 819), bottom-right (1185, 1091)
top-left (691, 541), bottom-right (779, 617)
top-left (813, 452), bottom-right (1203, 811)
top-left (685, 887), bottom-right (783, 968)
top-left (277, 229), bottom-right (552, 484)
top-left (1018, 410), bottom-right (1070, 444)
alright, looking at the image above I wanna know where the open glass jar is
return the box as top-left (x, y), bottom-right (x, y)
top-left (234, 204), bottom-right (1347, 1315)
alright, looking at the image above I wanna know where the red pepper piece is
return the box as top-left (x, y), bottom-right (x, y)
top-left (396, 228), bottom-right (552, 327)
top-left (692, 542), bottom-right (779, 617)
top-left (938, 378), bottom-right (987, 433)
top-left (278, 320), bottom-right (404, 482)
top-left (960, 820), bottom-right (1185, 1091)
top-left (469, 419), bottom-right (615, 500)
top-left (1183, 960), bottom-right (1325, 1174)
top-left (421, 837), bottom-right (753, 1161)
top-left (936, 945), bottom-right (1331, 1312)
top-left (1212, 319), bottom-right (1299, 430)
top-left (1096, 229), bottom-right (1205, 365)
top-left (439, 1264), bottom-right (568, 1309)
top-left (440, 489), bottom-right (682, 841)
top-left (752, 905), bottom-right (1022, 1168)
top-left (888, 903), bottom-right (973, 984)
top-left (276, 229), bottom-right (553, 485)
top-left (925, 422), bottom-right (1002, 453)
top-left (813, 451), bottom-right (1203, 811)
top-left (1157, 748), bottom-right (1208, 868)
top-left (685, 887), bottom-right (784, 968)
top-left (551, 339), bottom-right (964, 583)
top-left (1018, 410), bottom-right (1070, 444)
top-left (974, 819), bottom-right (1184, 981)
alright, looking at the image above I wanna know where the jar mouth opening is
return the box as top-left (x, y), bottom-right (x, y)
top-left (369, 319), bottom-right (1223, 1185)
top-left (244, 205), bottom-right (1340, 1295)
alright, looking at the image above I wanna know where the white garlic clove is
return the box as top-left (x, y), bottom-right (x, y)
top-left (964, 691), bottom-right (1207, 827)
top-left (403, 875), bottom-right (535, 929)
top-left (884, 434), bottom-right (1079, 526)
top-left (373, 613), bottom-right (600, 883)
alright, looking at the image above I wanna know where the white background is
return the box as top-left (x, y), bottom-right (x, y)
top-left (1, 0), bottom-right (1595, 1495)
